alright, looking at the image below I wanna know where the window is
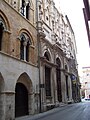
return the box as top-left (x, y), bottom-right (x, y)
top-left (20, 35), bottom-right (24, 60)
top-left (26, 3), bottom-right (29, 19)
top-left (44, 51), bottom-right (51, 96)
top-left (45, 66), bottom-right (51, 96)
top-left (20, 33), bottom-right (31, 61)
top-left (44, 52), bottom-right (49, 61)
top-left (52, 20), bottom-right (54, 31)
top-left (0, 22), bottom-right (4, 50)
top-left (21, 0), bottom-right (30, 19)
top-left (46, 16), bottom-right (48, 21)
top-left (65, 65), bottom-right (68, 70)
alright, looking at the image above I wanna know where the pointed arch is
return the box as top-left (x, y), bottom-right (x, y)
top-left (16, 72), bottom-right (33, 93)
top-left (19, 29), bottom-right (34, 46)
top-left (15, 72), bottom-right (33, 117)
top-left (44, 51), bottom-right (50, 61)
top-left (43, 49), bottom-right (52, 62)
top-left (18, 29), bottom-right (34, 62)
top-left (55, 54), bottom-right (63, 69)
top-left (0, 10), bottom-right (10, 31)
top-left (0, 10), bottom-right (11, 51)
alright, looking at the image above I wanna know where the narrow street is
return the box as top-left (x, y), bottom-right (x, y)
top-left (16, 101), bottom-right (90, 120)
top-left (38, 102), bottom-right (90, 120)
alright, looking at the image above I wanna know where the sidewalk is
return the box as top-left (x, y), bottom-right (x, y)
top-left (15, 103), bottom-right (68, 120)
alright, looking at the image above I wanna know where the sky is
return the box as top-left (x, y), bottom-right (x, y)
top-left (54, 0), bottom-right (90, 76)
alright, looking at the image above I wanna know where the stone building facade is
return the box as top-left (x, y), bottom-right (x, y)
top-left (0, 0), bottom-right (80, 119)
top-left (0, 0), bottom-right (39, 120)
top-left (37, 0), bottom-right (80, 111)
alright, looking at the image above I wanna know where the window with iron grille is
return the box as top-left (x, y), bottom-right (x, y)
top-left (45, 66), bottom-right (51, 96)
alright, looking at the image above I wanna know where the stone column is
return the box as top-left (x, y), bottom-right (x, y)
top-left (28, 93), bottom-right (34, 115)
top-left (0, 91), bottom-right (15, 120)
top-left (40, 63), bottom-right (46, 112)
top-left (23, 41), bottom-right (27, 61)
top-left (0, 93), bottom-right (5, 120)
top-left (61, 70), bottom-right (67, 103)
top-left (68, 75), bottom-right (73, 102)
top-left (52, 67), bottom-right (59, 106)
top-left (38, 32), bottom-right (46, 112)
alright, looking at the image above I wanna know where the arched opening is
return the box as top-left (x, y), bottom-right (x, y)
top-left (44, 51), bottom-right (50, 61)
top-left (0, 13), bottom-right (10, 53)
top-left (15, 83), bottom-right (28, 117)
top-left (44, 51), bottom-right (51, 96)
top-left (20, 33), bottom-right (31, 62)
top-left (56, 58), bottom-right (62, 102)
top-left (65, 65), bottom-right (69, 99)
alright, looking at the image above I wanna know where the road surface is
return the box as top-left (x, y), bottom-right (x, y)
top-left (16, 101), bottom-right (90, 120)
top-left (38, 102), bottom-right (90, 120)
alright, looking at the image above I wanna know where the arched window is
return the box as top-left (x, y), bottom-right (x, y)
top-left (44, 52), bottom-right (50, 61)
top-left (44, 52), bottom-right (51, 96)
top-left (20, 33), bottom-right (31, 62)
top-left (0, 15), bottom-right (6, 51)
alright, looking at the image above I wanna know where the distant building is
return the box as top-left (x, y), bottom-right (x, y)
top-left (81, 67), bottom-right (90, 99)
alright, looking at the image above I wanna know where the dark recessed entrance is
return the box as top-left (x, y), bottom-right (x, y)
top-left (15, 83), bottom-right (28, 117)
top-left (56, 58), bottom-right (62, 102)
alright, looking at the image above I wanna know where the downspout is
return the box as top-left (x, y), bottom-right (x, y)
top-left (36, 0), bottom-right (41, 113)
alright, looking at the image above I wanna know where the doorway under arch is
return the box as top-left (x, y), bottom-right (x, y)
top-left (15, 82), bottom-right (28, 117)
top-left (56, 58), bottom-right (62, 102)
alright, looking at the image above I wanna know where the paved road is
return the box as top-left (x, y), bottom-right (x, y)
top-left (16, 101), bottom-right (90, 120)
